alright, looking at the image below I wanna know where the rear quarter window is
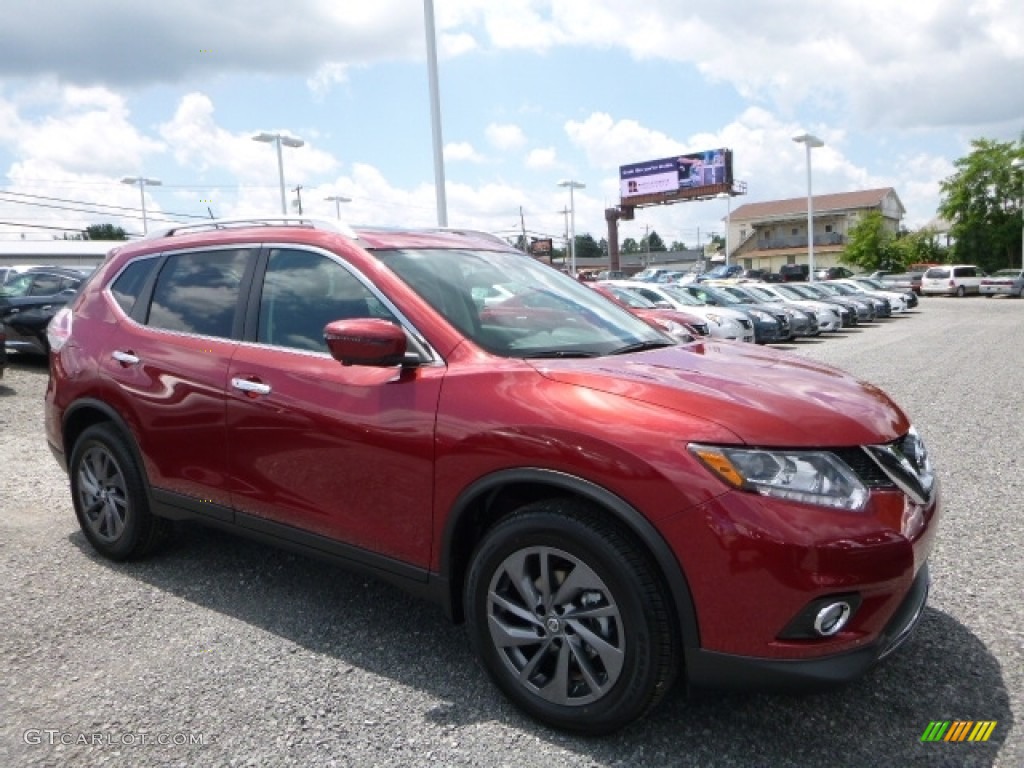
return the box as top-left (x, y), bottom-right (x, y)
top-left (110, 258), bottom-right (160, 315)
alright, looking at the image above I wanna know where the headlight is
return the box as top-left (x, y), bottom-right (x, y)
top-left (689, 445), bottom-right (869, 511)
top-left (655, 319), bottom-right (695, 342)
top-left (748, 309), bottom-right (773, 322)
top-left (705, 312), bottom-right (725, 326)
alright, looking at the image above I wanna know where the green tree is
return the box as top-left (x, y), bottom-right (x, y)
top-left (841, 210), bottom-right (899, 271)
top-left (85, 223), bottom-right (128, 240)
top-left (575, 233), bottom-right (602, 259)
top-left (621, 237), bottom-right (640, 254)
top-left (668, 240), bottom-right (688, 251)
top-left (642, 230), bottom-right (666, 252)
top-left (938, 136), bottom-right (1024, 271)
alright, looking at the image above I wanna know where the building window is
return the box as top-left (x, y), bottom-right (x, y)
top-left (825, 224), bottom-right (833, 233)
top-left (791, 227), bottom-right (798, 236)
top-left (762, 229), bottom-right (771, 239)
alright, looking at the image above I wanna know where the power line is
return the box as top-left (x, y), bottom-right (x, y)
top-left (0, 190), bottom-right (210, 221)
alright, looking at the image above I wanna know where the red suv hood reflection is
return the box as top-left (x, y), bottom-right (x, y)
top-left (529, 341), bottom-right (907, 448)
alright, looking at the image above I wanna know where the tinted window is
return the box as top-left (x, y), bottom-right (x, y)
top-left (924, 268), bottom-right (949, 279)
top-left (110, 258), bottom-right (159, 315)
top-left (953, 267), bottom-right (975, 277)
top-left (258, 248), bottom-right (393, 353)
top-left (28, 274), bottom-right (63, 296)
top-left (147, 249), bottom-right (253, 338)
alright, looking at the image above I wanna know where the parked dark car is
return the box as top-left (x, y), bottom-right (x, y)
top-left (0, 266), bottom-right (91, 356)
top-left (695, 263), bottom-right (744, 282)
top-left (45, 218), bottom-right (940, 733)
top-left (778, 263), bottom-right (809, 281)
top-left (0, 323), bottom-right (6, 378)
top-left (812, 266), bottom-right (855, 280)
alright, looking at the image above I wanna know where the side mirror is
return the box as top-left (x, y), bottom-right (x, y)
top-left (324, 318), bottom-right (408, 367)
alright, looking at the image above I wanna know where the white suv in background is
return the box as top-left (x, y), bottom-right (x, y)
top-left (920, 265), bottom-right (985, 297)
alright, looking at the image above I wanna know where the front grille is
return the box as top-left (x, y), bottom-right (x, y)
top-left (831, 447), bottom-right (894, 489)
top-left (738, 319), bottom-right (753, 329)
top-left (692, 322), bottom-right (710, 336)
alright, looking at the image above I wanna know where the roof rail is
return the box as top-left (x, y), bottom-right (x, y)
top-left (421, 227), bottom-right (512, 247)
top-left (145, 217), bottom-right (358, 241)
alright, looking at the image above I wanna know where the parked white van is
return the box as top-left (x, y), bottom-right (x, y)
top-left (920, 264), bottom-right (985, 297)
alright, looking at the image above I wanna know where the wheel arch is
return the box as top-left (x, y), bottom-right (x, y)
top-left (62, 398), bottom-right (150, 485)
top-left (439, 467), bottom-right (701, 650)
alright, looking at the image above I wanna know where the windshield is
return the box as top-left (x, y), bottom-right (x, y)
top-left (743, 285), bottom-right (784, 304)
top-left (374, 248), bottom-right (671, 358)
top-left (602, 285), bottom-right (657, 308)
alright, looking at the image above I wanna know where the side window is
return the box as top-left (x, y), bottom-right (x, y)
top-left (147, 248), bottom-right (252, 338)
top-left (110, 258), bottom-right (160, 315)
top-left (258, 248), bottom-right (395, 353)
top-left (29, 274), bottom-right (62, 296)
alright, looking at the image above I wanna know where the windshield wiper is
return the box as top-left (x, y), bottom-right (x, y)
top-left (609, 341), bottom-right (676, 355)
top-left (522, 350), bottom-right (599, 359)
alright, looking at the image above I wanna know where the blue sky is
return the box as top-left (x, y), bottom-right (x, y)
top-left (1, 0), bottom-right (1022, 248)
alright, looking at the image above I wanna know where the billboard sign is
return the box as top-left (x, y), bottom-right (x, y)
top-left (619, 148), bottom-right (732, 203)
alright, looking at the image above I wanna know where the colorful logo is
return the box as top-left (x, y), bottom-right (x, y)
top-left (921, 721), bottom-right (997, 742)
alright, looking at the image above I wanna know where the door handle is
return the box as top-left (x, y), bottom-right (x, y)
top-left (231, 377), bottom-right (272, 396)
top-left (111, 350), bottom-right (140, 366)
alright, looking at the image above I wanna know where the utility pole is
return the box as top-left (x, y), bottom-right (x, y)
top-left (292, 185), bottom-right (303, 215)
top-left (561, 206), bottom-right (570, 270)
top-left (644, 224), bottom-right (651, 267)
top-left (520, 206), bottom-right (528, 253)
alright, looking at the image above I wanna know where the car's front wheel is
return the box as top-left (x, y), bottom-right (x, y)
top-left (465, 500), bottom-right (679, 733)
top-left (69, 424), bottom-right (170, 561)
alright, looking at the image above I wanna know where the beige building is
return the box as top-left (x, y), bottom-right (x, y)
top-left (725, 187), bottom-right (906, 272)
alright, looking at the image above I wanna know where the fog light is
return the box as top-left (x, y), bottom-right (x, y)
top-left (814, 601), bottom-right (852, 636)
top-left (778, 593), bottom-right (861, 640)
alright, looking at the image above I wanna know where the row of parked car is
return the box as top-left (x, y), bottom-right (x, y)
top-left (588, 275), bottom-right (919, 346)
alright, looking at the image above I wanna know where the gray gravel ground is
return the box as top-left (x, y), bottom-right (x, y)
top-left (1, 296), bottom-right (1021, 767)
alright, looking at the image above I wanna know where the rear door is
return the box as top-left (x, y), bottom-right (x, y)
top-left (101, 246), bottom-right (256, 513)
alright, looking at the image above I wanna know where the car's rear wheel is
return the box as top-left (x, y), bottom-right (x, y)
top-left (465, 500), bottom-right (679, 733)
top-left (69, 424), bottom-right (170, 561)
top-left (956, 285), bottom-right (966, 297)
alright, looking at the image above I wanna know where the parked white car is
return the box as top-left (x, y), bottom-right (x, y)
top-left (979, 268), bottom-right (1024, 298)
top-left (920, 265), bottom-right (985, 297)
top-left (607, 281), bottom-right (755, 342)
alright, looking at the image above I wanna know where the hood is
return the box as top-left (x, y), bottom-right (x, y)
top-left (529, 342), bottom-right (908, 447)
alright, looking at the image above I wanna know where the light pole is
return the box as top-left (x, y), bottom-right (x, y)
top-left (793, 132), bottom-right (824, 280)
top-left (1013, 157), bottom-right (1024, 269)
top-left (716, 191), bottom-right (732, 266)
top-left (325, 195), bottom-right (351, 220)
top-left (252, 132), bottom-right (305, 215)
top-left (120, 176), bottom-right (162, 234)
top-left (557, 180), bottom-right (585, 276)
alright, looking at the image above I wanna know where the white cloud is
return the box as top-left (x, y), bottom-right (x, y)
top-left (525, 147), bottom-right (557, 169)
top-left (485, 123), bottom-right (527, 150)
top-left (444, 141), bottom-right (486, 162)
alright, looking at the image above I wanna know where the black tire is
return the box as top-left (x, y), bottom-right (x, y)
top-left (956, 285), bottom-right (966, 297)
top-left (69, 423), bottom-right (170, 561)
top-left (465, 500), bottom-right (679, 733)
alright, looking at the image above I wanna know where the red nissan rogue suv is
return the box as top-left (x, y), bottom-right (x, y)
top-left (44, 218), bottom-right (939, 733)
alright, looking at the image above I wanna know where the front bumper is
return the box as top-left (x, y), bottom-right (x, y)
top-left (687, 562), bottom-right (931, 691)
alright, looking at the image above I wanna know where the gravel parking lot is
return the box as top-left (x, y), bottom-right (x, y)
top-left (2, 298), bottom-right (1021, 767)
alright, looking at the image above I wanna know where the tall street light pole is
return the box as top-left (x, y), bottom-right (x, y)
top-left (325, 195), bottom-right (351, 220)
top-left (793, 133), bottom-right (824, 280)
top-left (120, 176), bottom-right (162, 234)
top-left (252, 132), bottom-right (305, 215)
top-left (716, 191), bottom-right (732, 266)
top-left (1013, 157), bottom-right (1024, 269)
top-left (423, 0), bottom-right (448, 226)
top-left (557, 180), bottom-right (585, 276)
